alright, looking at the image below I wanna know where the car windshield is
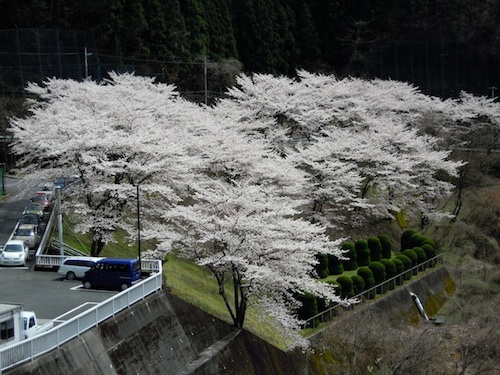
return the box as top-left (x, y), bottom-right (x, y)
top-left (20, 215), bottom-right (38, 223)
top-left (3, 244), bottom-right (23, 252)
top-left (31, 196), bottom-right (45, 202)
top-left (16, 229), bottom-right (34, 236)
top-left (25, 203), bottom-right (41, 210)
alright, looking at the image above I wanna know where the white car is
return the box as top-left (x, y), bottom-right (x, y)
top-left (57, 256), bottom-right (104, 280)
top-left (0, 240), bottom-right (29, 266)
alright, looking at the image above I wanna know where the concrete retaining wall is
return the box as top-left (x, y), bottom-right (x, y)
top-left (307, 266), bottom-right (456, 373)
top-left (6, 267), bottom-right (455, 375)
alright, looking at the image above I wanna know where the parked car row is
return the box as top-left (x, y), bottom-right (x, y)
top-left (0, 178), bottom-right (63, 267)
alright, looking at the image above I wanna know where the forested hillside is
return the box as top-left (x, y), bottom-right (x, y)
top-left (0, 0), bottom-right (499, 98)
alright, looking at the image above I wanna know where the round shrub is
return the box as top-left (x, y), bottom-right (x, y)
top-left (422, 244), bottom-right (436, 266)
top-left (422, 238), bottom-right (437, 250)
top-left (351, 275), bottom-right (365, 295)
top-left (336, 276), bottom-right (355, 298)
top-left (341, 242), bottom-right (358, 270)
top-left (357, 266), bottom-right (375, 299)
top-left (400, 229), bottom-right (417, 251)
top-left (412, 246), bottom-right (427, 264)
top-left (295, 292), bottom-right (318, 321)
top-left (408, 232), bottom-right (426, 248)
top-left (355, 239), bottom-right (371, 266)
top-left (402, 249), bottom-right (418, 266)
top-left (380, 258), bottom-right (397, 289)
top-left (392, 257), bottom-right (404, 273)
top-left (327, 254), bottom-right (344, 275)
top-left (379, 258), bottom-right (397, 278)
top-left (378, 234), bottom-right (392, 259)
top-left (368, 237), bottom-right (382, 261)
top-left (315, 253), bottom-right (329, 279)
top-left (395, 254), bottom-right (413, 280)
top-left (368, 261), bottom-right (386, 284)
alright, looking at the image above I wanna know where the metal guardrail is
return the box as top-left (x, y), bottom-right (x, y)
top-left (0, 260), bottom-right (163, 373)
top-left (301, 254), bottom-right (444, 331)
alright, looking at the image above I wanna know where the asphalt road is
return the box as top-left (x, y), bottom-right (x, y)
top-left (0, 175), bottom-right (116, 322)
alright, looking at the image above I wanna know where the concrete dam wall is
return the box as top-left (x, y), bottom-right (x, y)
top-left (6, 267), bottom-right (455, 375)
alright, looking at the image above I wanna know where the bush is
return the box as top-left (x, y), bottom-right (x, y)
top-left (392, 257), bottom-right (404, 273)
top-left (378, 234), bottom-right (392, 259)
top-left (379, 258), bottom-right (397, 289)
top-left (357, 266), bottom-right (375, 298)
top-left (351, 275), bottom-right (365, 295)
top-left (368, 261), bottom-right (387, 293)
top-left (412, 246), bottom-right (427, 265)
top-left (327, 254), bottom-right (344, 275)
top-left (341, 242), bottom-right (358, 270)
top-left (368, 237), bottom-right (382, 261)
top-left (295, 292), bottom-right (318, 322)
top-left (408, 232), bottom-right (426, 248)
top-left (315, 253), bottom-right (329, 278)
top-left (402, 249), bottom-right (418, 266)
top-left (368, 261), bottom-right (386, 284)
top-left (336, 276), bottom-right (355, 298)
top-left (379, 259), bottom-right (397, 277)
top-left (391, 257), bottom-right (405, 285)
top-left (422, 238), bottom-right (437, 250)
top-left (395, 254), bottom-right (413, 280)
top-left (400, 229), bottom-right (417, 250)
top-left (421, 244), bottom-right (436, 266)
top-left (355, 239), bottom-right (371, 266)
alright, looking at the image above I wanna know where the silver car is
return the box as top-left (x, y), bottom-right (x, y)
top-left (13, 224), bottom-right (40, 250)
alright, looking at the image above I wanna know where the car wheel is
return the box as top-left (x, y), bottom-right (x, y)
top-left (120, 283), bottom-right (128, 291)
top-left (66, 271), bottom-right (76, 280)
top-left (83, 281), bottom-right (92, 289)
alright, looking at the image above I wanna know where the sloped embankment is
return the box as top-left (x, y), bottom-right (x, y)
top-left (7, 267), bottom-right (454, 375)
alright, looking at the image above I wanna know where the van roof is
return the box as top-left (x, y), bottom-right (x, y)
top-left (63, 256), bottom-right (104, 262)
top-left (96, 258), bottom-right (138, 264)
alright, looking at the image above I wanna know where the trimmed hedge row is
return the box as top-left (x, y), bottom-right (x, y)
top-left (302, 230), bottom-right (439, 323)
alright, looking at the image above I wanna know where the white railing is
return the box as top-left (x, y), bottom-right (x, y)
top-left (0, 260), bottom-right (163, 373)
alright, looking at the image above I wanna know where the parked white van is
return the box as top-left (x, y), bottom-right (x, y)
top-left (57, 256), bottom-right (104, 280)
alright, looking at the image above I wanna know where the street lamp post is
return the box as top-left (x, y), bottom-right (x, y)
top-left (135, 183), bottom-right (141, 266)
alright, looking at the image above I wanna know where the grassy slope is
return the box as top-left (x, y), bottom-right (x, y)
top-left (58, 153), bottom-right (499, 356)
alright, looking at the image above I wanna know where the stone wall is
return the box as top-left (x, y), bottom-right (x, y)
top-left (6, 267), bottom-right (455, 375)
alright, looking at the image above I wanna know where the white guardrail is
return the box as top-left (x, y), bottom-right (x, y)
top-left (0, 260), bottom-right (163, 373)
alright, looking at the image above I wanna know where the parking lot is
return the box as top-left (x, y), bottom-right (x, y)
top-left (1, 175), bottom-right (117, 323)
top-left (0, 266), bottom-right (115, 322)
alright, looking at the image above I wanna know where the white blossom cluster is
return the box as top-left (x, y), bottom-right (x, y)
top-left (10, 71), bottom-right (498, 346)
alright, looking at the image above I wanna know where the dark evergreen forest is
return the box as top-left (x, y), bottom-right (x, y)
top-left (0, 0), bottom-right (499, 100)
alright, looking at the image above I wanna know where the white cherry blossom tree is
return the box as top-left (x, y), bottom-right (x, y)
top-left (211, 71), bottom-right (464, 229)
top-left (10, 73), bottom-right (201, 255)
top-left (10, 73), bottom-right (347, 347)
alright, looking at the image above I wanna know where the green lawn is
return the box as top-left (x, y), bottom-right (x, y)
top-left (163, 254), bottom-right (291, 349)
top-left (58, 219), bottom-right (290, 349)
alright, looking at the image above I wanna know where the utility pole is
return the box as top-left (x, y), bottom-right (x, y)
top-left (84, 47), bottom-right (92, 79)
top-left (135, 183), bottom-right (141, 267)
top-left (204, 56), bottom-right (208, 105)
top-left (488, 86), bottom-right (497, 99)
top-left (56, 186), bottom-right (64, 256)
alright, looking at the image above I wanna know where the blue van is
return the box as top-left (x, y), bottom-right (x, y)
top-left (82, 258), bottom-right (141, 290)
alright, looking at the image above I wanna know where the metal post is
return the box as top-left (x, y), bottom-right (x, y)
top-left (56, 186), bottom-right (64, 255)
top-left (136, 183), bottom-right (141, 265)
top-left (84, 47), bottom-right (92, 79)
top-left (489, 86), bottom-right (497, 99)
top-left (204, 56), bottom-right (208, 105)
